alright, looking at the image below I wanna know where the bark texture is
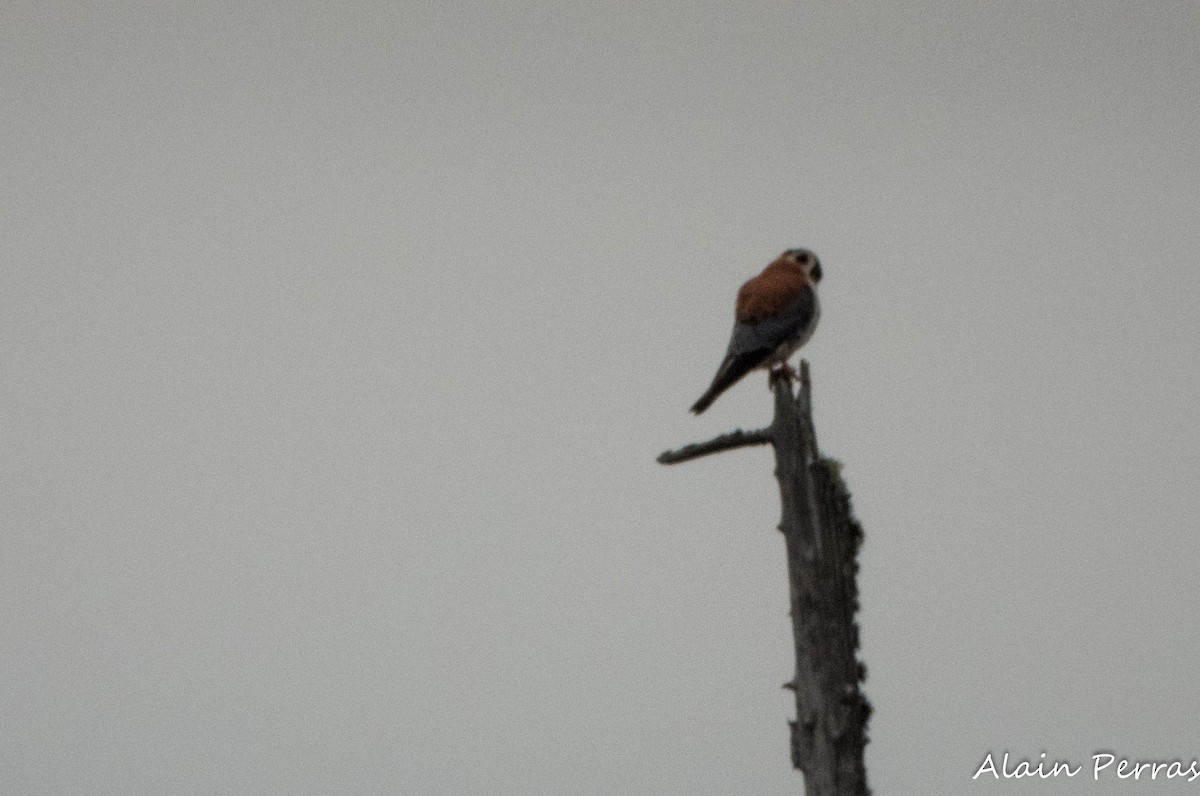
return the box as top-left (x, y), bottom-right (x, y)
top-left (772, 365), bottom-right (870, 796)
top-left (659, 362), bottom-right (870, 795)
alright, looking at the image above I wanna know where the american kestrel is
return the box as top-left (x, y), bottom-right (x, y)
top-left (690, 249), bottom-right (823, 414)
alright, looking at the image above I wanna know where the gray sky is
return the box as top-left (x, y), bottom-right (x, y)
top-left (3, 2), bottom-right (1200, 794)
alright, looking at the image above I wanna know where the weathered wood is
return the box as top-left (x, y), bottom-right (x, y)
top-left (660, 362), bottom-right (870, 795)
top-left (657, 427), bottom-right (772, 464)
top-left (773, 363), bottom-right (870, 796)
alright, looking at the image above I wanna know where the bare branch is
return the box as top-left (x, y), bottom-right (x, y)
top-left (658, 360), bottom-right (871, 795)
top-left (657, 427), bottom-right (773, 465)
top-left (771, 366), bottom-right (870, 796)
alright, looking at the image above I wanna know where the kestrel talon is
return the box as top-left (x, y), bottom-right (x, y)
top-left (690, 249), bottom-right (822, 414)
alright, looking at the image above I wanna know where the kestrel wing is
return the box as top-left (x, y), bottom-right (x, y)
top-left (689, 287), bottom-right (816, 415)
top-left (726, 286), bottom-right (816, 358)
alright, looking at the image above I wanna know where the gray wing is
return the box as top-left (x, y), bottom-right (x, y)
top-left (690, 287), bottom-right (815, 414)
top-left (724, 286), bottom-right (816, 358)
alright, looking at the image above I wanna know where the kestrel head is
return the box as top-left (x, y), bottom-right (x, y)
top-left (784, 248), bottom-right (823, 285)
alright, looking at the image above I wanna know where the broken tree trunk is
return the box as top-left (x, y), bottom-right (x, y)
top-left (658, 362), bottom-right (871, 796)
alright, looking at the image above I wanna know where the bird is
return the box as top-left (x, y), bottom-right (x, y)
top-left (690, 248), bottom-right (823, 414)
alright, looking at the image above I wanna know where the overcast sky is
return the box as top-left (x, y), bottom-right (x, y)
top-left (3, 2), bottom-right (1200, 794)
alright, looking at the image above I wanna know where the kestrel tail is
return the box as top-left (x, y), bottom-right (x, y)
top-left (690, 248), bottom-right (822, 414)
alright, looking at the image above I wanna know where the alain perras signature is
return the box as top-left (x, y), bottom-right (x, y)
top-left (973, 751), bottom-right (1200, 782)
